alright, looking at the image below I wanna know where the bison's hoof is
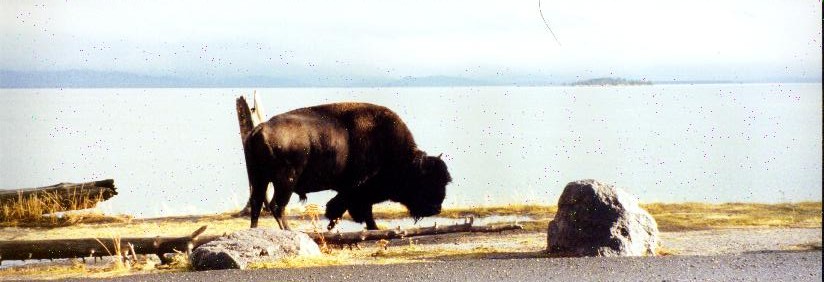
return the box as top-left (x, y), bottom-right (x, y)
top-left (327, 219), bottom-right (340, 231)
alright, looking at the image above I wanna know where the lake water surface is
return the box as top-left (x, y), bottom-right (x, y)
top-left (0, 84), bottom-right (821, 217)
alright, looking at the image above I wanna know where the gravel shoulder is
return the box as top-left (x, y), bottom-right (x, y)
top-left (78, 250), bottom-right (823, 282)
top-left (660, 227), bottom-right (822, 256)
top-left (397, 227), bottom-right (823, 257)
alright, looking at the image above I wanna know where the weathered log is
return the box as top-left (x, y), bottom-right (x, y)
top-left (236, 95), bottom-right (255, 143)
top-left (250, 90), bottom-right (266, 126)
top-left (237, 91), bottom-right (273, 216)
top-left (0, 225), bottom-right (218, 263)
top-left (236, 91), bottom-right (267, 147)
top-left (0, 220), bottom-right (522, 263)
top-left (0, 179), bottom-right (117, 214)
top-left (309, 218), bottom-right (524, 245)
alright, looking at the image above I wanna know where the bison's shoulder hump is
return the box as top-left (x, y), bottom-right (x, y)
top-left (309, 102), bottom-right (392, 116)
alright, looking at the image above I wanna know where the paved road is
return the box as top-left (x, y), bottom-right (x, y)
top-left (75, 251), bottom-right (820, 282)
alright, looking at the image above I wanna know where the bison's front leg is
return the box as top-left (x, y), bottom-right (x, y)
top-left (325, 193), bottom-right (348, 230)
top-left (360, 208), bottom-right (378, 230)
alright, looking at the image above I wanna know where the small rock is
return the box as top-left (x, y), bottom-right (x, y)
top-left (547, 179), bottom-right (659, 256)
top-left (190, 229), bottom-right (321, 270)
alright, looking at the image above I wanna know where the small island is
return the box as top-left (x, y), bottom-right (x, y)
top-left (569, 77), bottom-right (652, 86)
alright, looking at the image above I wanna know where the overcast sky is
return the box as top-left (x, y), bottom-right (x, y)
top-left (1, 0), bottom-right (821, 82)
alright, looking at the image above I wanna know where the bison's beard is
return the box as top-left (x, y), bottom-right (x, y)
top-left (409, 203), bottom-right (442, 223)
top-left (400, 155), bottom-right (451, 223)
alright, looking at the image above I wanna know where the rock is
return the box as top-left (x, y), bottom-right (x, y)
top-left (547, 179), bottom-right (659, 256)
top-left (190, 229), bottom-right (321, 270)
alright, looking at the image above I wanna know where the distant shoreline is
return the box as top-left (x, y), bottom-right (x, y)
top-left (1, 70), bottom-right (820, 88)
top-left (568, 77), bottom-right (653, 86)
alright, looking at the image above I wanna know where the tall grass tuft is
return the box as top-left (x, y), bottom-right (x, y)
top-left (94, 234), bottom-right (127, 272)
top-left (0, 190), bottom-right (129, 227)
top-left (301, 204), bottom-right (331, 253)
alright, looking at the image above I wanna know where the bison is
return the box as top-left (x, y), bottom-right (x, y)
top-left (244, 102), bottom-right (452, 230)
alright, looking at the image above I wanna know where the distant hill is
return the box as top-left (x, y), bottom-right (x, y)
top-left (384, 76), bottom-right (491, 87)
top-left (569, 77), bottom-right (652, 86)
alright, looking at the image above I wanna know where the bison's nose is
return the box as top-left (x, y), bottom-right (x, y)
top-left (424, 205), bottom-right (441, 217)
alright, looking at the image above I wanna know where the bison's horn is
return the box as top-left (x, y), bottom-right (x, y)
top-left (436, 153), bottom-right (443, 159)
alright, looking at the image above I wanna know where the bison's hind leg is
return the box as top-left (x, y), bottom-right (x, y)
top-left (267, 167), bottom-right (301, 230)
top-left (267, 194), bottom-right (291, 230)
top-left (249, 177), bottom-right (270, 229)
top-left (348, 202), bottom-right (379, 230)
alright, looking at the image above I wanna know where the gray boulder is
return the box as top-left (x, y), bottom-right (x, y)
top-left (547, 179), bottom-right (659, 256)
top-left (190, 228), bottom-right (321, 270)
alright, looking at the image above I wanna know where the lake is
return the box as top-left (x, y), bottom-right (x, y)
top-left (0, 84), bottom-right (821, 218)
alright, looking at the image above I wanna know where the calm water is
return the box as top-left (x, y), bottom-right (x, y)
top-left (0, 84), bottom-right (821, 217)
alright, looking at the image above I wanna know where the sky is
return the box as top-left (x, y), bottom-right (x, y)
top-left (1, 0), bottom-right (822, 83)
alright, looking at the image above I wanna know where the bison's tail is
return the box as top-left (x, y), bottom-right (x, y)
top-left (242, 128), bottom-right (256, 192)
top-left (245, 126), bottom-right (277, 221)
top-left (243, 126), bottom-right (268, 202)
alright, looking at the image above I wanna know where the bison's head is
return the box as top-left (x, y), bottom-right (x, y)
top-left (399, 153), bottom-right (452, 221)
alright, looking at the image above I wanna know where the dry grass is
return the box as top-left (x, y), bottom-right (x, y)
top-left (0, 233), bottom-right (190, 280)
top-left (92, 234), bottom-right (129, 272)
top-left (247, 238), bottom-right (533, 270)
top-left (520, 219), bottom-right (552, 232)
top-left (655, 244), bottom-right (678, 256)
top-left (0, 190), bottom-right (131, 227)
top-left (490, 202), bottom-right (822, 232)
top-left (783, 241), bottom-right (823, 251)
top-left (0, 257), bottom-right (168, 280)
top-left (0, 260), bottom-right (97, 280)
top-left (155, 251), bottom-right (191, 271)
top-left (642, 202), bottom-right (822, 231)
top-left (247, 254), bottom-right (357, 269)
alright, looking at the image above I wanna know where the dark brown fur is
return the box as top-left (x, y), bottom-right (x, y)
top-left (244, 102), bottom-right (451, 230)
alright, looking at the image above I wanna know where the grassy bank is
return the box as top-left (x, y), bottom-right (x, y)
top-left (643, 202), bottom-right (821, 231)
top-left (375, 202), bottom-right (822, 232)
top-left (0, 190), bottom-right (131, 228)
top-left (0, 202), bottom-right (819, 240)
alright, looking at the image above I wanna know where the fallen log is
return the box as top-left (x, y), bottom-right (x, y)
top-left (0, 219), bottom-right (522, 263)
top-left (309, 218), bottom-right (524, 245)
top-left (0, 179), bottom-right (118, 214)
top-left (0, 226), bottom-right (218, 263)
top-left (237, 91), bottom-right (273, 216)
top-left (250, 90), bottom-right (266, 126)
top-left (236, 91), bottom-right (267, 148)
